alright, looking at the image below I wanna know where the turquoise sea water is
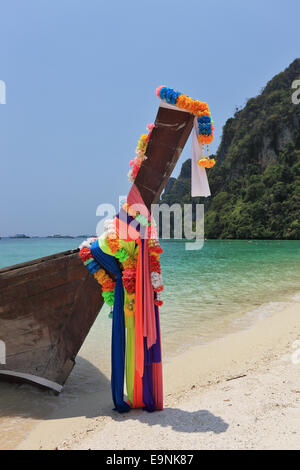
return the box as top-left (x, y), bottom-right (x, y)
top-left (1, 238), bottom-right (300, 355)
top-left (0, 238), bottom-right (299, 448)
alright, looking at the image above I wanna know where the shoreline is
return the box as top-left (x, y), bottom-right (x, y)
top-left (16, 294), bottom-right (300, 450)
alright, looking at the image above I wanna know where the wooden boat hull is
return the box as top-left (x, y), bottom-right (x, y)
top-left (0, 104), bottom-right (193, 391)
top-left (0, 250), bottom-right (103, 391)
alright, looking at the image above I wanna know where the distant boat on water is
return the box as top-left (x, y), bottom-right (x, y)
top-left (76, 234), bottom-right (95, 239)
top-left (9, 234), bottom-right (30, 239)
top-left (47, 234), bottom-right (74, 239)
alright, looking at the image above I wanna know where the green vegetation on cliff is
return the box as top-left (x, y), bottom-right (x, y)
top-left (161, 59), bottom-right (300, 239)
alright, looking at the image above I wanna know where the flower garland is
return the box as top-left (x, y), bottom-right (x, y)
top-left (156, 86), bottom-right (216, 168)
top-left (121, 249), bottom-right (138, 317)
top-left (148, 239), bottom-right (164, 306)
top-left (79, 238), bottom-right (116, 306)
top-left (103, 224), bottom-right (139, 317)
top-left (197, 115), bottom-right (213, 144)
top-left (102, 219), bottom-right (130, 263)
top-left (156, 85), bottom-right (214, 139)
top-left (106, 234), bottom-right (129, 263)
top-left (122, 201), bottom-right (164, 304)
top-left (103, 218), bottom-right (139, 295)
top-left (128, 123), bottom-right (155, 182)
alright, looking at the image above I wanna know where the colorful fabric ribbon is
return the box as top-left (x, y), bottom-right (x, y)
top-left (116, 184), bottom-right (163, 411)
top-left (90, 242), bottom-right (131, 413)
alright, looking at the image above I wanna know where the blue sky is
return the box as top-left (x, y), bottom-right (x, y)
top-left (0, 0), bottom-right (299, 236)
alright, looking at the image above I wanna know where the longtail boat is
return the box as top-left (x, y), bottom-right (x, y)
top-left (0, 104), bottom-right (194, 392)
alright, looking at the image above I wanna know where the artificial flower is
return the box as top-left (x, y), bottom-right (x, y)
top-left (197, 157), bottom-right (216, 168)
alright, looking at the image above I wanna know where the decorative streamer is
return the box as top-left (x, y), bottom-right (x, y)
top-left (192, 117), bottom-right (211, 197)
top-left (90, 241), bottom-right (131, 413)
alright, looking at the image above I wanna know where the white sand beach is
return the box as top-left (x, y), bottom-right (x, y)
top-left (16, 297), bottom-right (300, 451)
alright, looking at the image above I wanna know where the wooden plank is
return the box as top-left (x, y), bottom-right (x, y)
top-left (135, 105), bottom-right (193, 209)
top-left (0, 249), bottom-right (79, 274)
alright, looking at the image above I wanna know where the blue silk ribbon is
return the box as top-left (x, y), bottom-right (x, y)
top-left (90, 241), bottom-right (130, 413)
